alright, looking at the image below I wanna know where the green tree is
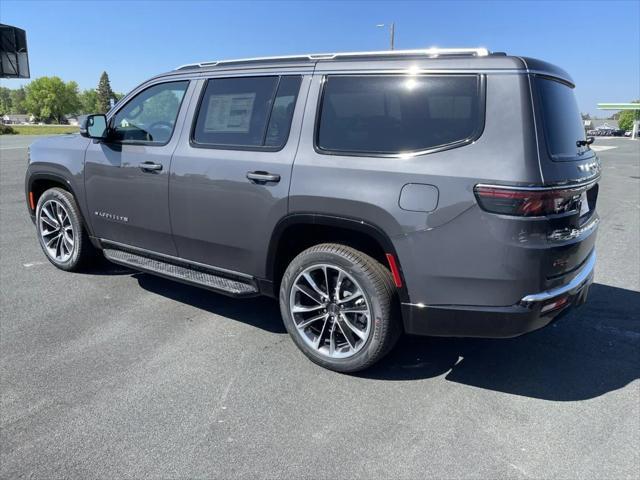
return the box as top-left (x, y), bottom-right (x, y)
top-left (9, 86), bottom-right (27, 114)
top-left (138, 89), bottom-right (181, 125)
top-left (24, 77), bottom-right (80, 123)
top-left (0, 87), bottom-right (12, 115)
top-left (618, 101), bottom-right (640, 132)
top-left (96, 71), bottom-right (115, 113)
top-left (79, 88), bottom-right (98, 113)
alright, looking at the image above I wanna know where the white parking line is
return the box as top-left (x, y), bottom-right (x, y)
top-left (590, 145), bottom-right (617, 152)
top-left (23, 261), bottom-right (47, 268)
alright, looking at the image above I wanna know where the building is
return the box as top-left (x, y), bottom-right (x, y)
top-left (1, 113), bottom-right (34, 124)
top-left (590, 119), bottom-right (619, 130)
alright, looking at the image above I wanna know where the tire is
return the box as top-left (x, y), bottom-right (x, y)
top-left (35, 187), bottom-right (97, 271)
top-left (279, 243), bottom-right (401, 373)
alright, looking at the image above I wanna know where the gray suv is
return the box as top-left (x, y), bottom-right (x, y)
top-left (25, 48), bottom-right (600, 372)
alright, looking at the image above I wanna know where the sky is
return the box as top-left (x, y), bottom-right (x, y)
top-left (1, 0), bottom-right (639, 115)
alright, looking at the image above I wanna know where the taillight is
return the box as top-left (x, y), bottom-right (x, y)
top-left (474, 185), bottom-right (584, 217)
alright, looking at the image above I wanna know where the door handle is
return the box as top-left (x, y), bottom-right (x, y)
top-left (139, 162), bottom-right (163, 172)
top-left (246, 171), bottom-right (280, 183)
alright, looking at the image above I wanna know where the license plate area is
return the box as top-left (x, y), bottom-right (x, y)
top-left (579, 183), bottom-right (598, 224)
top-left (579, 192), bottom-right (589, 216)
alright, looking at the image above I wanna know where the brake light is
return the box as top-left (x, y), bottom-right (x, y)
top-left (474, 185), bottom-right (583, 217)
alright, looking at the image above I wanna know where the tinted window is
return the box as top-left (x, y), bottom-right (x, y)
top-left (317, 75), bottom-right (482, 154)
top-left (265, 76), bottom-right (302, 147)
top-left (112, 81), bottom-right (188, 144)
top-left (535, 77), bottom-right (587, 161)
top-left (193, 75), bottom-right (301, 149)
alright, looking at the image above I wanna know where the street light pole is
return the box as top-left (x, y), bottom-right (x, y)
top-left (376, 23), bottom-right (395, 50)
top-left (390, 22), bottom-right (395, 50)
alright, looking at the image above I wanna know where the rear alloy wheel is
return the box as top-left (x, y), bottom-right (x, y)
top-left (35, 188), bottom-right (96, 271)
top-left (290, 263), bottom-right (372, 359)
top-left (280, 244), bottom-right (400, 372)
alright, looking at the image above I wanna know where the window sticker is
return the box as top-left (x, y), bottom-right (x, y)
top-left (205, 93), bottom-right (256, 133)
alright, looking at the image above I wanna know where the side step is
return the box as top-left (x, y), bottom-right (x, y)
top-left (103, 247), bottom-right (259, 297)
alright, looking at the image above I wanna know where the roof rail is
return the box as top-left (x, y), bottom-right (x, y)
top-left (175, 47), bottom-right (491, 70)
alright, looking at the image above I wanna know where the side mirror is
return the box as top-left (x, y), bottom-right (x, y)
top-left (587, 136), bottom-right (595, 145)
top-left (80, 114), bottom-right (108, 139)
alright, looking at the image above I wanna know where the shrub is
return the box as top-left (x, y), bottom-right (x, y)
top-left (0, 124), bottom-right (18, 135)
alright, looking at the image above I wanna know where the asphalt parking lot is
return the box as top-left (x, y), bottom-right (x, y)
top-left (1, 135), bottom-right (639, 479)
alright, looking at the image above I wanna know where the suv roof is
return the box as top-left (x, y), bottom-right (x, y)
top-left (147, 48), bottom-right (573, 90)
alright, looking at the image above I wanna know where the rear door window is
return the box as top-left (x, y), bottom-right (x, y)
top-left (193, 75), bottom-right (301, 149)
top-left (316, 75), bottom-right (484, 155)
top-left (535, 76), bottom-right (589, 161)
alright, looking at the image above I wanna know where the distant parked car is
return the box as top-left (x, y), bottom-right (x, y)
top-left (625, 130), bottom-right (632, 137)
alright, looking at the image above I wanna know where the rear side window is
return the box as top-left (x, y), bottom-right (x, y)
top-left (193, 75), bottom-right (301, 149)
top-left (535, 77), bottom-right (588, 161)
top-left (316, 75), bottom-right (483, 155)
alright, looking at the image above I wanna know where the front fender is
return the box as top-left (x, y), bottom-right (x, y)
top-left (26, 134), bottom-right (92, 232)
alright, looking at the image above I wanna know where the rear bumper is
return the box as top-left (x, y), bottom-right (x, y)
top-left (402, 250), bottom-right (595, 338)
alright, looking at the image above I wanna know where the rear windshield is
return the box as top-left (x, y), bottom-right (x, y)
top-left (535, 77), bottom-right (589, 161)
top-left (316, 75), bottom-right (483, 155)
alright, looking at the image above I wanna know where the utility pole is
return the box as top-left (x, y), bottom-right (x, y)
top-left (390, 22), bottom-right (395, 50)
top-left (376, 23), bottom-right (395, 50)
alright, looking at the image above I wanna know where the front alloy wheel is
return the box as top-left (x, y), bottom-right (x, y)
top-left (35, 187), bottom-right (96, 271)
top-left (39, 199), bottom-right (75, 262)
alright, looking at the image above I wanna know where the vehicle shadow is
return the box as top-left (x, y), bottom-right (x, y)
top-left (134, 273), bottom-right (287, 334)
top-left (82, 256), bottom-right (134, 276)
top-left (362, 283), bottom-right (640, 401)
top-left (133, 273), bottom-right (639, 400)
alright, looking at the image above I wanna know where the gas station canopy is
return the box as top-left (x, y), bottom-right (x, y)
top-left (597, 103), bottom-right (640, 110)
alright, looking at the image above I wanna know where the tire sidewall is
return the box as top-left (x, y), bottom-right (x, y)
top-left (280, 248), bottom-right (390, 372)
top-left (35, 189), bottom-right (84, 271)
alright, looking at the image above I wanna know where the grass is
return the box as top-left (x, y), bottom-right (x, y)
top-left (2, 125), bottom-right (80, 135)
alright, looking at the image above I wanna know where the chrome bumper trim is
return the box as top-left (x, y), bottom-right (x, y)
top-left (520, 251), bottom-right (596, 304)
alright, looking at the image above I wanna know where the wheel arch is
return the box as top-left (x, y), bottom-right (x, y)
top-left (27, 172), bottom-right (96, 240)
top-left (265, 214), bottom-right (409, 303)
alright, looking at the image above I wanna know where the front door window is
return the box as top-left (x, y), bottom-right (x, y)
top-left (111, 81), bottom-right (188, 144)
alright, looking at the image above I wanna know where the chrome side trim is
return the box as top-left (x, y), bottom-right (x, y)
top-left (520, 251), bottom-right (596, 304)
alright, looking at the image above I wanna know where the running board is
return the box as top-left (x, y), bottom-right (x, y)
top-left (103, 247), bottom-right (259, 297)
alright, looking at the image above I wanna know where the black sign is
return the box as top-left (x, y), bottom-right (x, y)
top-left (0, 24), bottom-right (29, 78)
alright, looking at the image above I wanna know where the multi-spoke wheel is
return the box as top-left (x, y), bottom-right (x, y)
top-left (290, 264), bottom-right (371, 359)
top-left (280, 244), bottom-right (401, 372)
top-left (39, 199), bottom-right (75, 262)
top-left (35, 188), bottom-right (96, 271)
